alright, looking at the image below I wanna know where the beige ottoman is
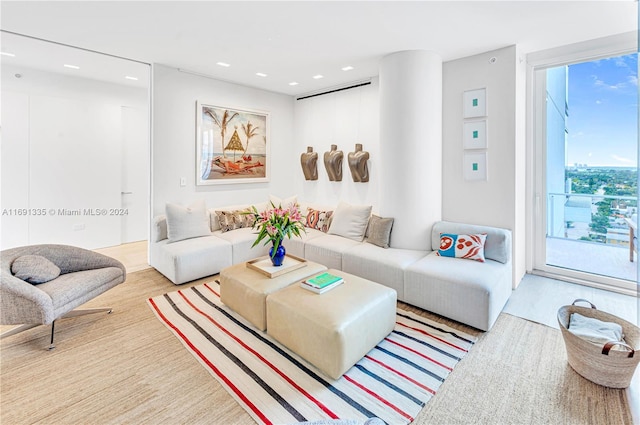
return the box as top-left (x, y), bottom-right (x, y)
top-left (220, 259), bottom-right (326, 331)
top-left (266, 269), bottom-right (397, 380)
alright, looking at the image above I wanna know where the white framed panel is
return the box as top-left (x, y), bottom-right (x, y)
top-left (463, 120), bottom-right (487, 149)
top-left (463, 88), bottom-right (487, 118)
top-left (463, 151), bottom-right (487, 181)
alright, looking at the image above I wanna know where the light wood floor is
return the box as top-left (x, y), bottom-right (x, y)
top-left (95, 240), bottom-right (150, 273)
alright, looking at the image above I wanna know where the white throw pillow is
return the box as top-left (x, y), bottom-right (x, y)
top-left (165, 200), bottom-right (211, 243)
top-left (269, 194), bottom-right (297, 208)
top-left (328, 201), bottom-right (372, 242)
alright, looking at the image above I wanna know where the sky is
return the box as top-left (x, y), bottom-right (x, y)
top-left (566, 53), bottom-right (638, 167)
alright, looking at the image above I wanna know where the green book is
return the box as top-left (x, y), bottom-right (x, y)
top-left (304, 272), bottom-right (343, 288)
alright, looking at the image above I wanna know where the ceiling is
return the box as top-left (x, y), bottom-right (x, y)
top-left (1, 1), bottom-right (637, 96)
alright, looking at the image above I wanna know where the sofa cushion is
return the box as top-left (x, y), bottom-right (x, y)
top-left (281, 228), bottom-right (325, 258)
top-left (404, 252), bottom-right (512, 331)
top-left (269, 194), bottom-right (298, 208)
top-left (150, 235), bottom-right (232, 284)
top-left (215, 210), bottom-right (255, 233)
top-left (11, 255), bottom-right (61, 284)
top-left (328, 201), bottom-right (372, 242)
top-left (304, 234), bottom-right (361, 270)
top-left (165, 200), bottom-right (211, 243)
top-left (214, 228), bottom-right (270, 264)
top-left (436, 233), bottom-right (486, 262)
top-left (343, 243), bottom-right (426, 300)
top-left (365, 215), bottom-right (394, 249)
top-left (305, 208), bottom-right (333, 232)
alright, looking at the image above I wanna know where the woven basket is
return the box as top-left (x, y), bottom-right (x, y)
top-left (557, 299), bottom-right (640, 388)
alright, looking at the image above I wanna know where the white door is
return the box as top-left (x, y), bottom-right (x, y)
top-left (28, 95), bottom-right (122, 249)
top-left (120, 105), bottom-right (148, 243)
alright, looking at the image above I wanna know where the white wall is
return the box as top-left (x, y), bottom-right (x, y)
top-left (1, 65), bottom-right (148, 250)
top-left (292, 79), bottom-right (380, 208)
top-left (379, 51), bottom-right (442, 250)
top-left (152, 65), bottom-right (295, 216)
top-left (442, 45), bottom-right (526, 286)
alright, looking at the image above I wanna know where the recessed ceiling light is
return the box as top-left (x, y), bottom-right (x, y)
top-left (289, 82), bottom-right (299, 86)
top-left (125, 76), bottom-right (139, 81)
top-left (64, 64), bottom-right (80, 69)
top-left (0, 52), bottom-right (16, 57)
top-left (216, 62), bottom-right (230, 67)
top-left (313, 75), bottom-right (323, 79)
top-left (342, 66), bottom-right (354, 71)
top-left (256, 72), bottom-right (267, 77)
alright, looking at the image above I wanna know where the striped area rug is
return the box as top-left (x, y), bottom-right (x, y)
top-left (148, 281), bottom-right (476, 425)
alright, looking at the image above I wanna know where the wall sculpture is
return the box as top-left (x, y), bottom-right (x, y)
top-left (348, 143), bottom-right (370, 182)
top-left (300, 146), bottom-right (318, 180)
top-left (324, 144), bottom-right (343, 181)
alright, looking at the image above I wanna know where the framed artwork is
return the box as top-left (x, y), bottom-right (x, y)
top-left (463, 88), bottom-right (487, 118)
top-left (463, 152), bottom-right (488, 181)
top-left (196, 101), bottom-right (270, 185)
top-left (463, 120), bottom-right (487, 149)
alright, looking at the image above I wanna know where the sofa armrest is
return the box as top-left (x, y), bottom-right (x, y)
top-left (431, 221), bottom-right (511, 264)
top-left (153, 214), bottom-right (168, 242)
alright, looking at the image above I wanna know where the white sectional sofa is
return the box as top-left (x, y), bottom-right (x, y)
top-left (149, 200), bottom-right (513, 331)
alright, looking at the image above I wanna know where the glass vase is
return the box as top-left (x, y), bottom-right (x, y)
top-left (269, 242), bottom-right (286, 266)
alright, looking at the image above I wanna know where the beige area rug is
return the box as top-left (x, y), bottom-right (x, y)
top-left (0, 268), bottom-right (633, 425)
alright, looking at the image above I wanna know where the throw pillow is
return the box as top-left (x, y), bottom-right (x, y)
top-left (165, 200), bottom-right (211, 243)
top-left (305, 208), bottom-right (333, 233)
top-left (215, 209), bottom-right (255, 233)
top-left (11, 255), bottom-right (61, 284)
top-left (436, 233), bottom-right (487, 262)
top-left (365, 215), bottom-right (394, 249)
top-left (328, 201), bottom-right (372, 242)
top-left (269, 194), bottom-right (298, 208)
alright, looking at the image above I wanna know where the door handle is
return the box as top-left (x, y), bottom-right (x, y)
top-left (121, 192), bottom-right (133, 195)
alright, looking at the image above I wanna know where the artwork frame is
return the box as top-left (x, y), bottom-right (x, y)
top-left (463, 88), bottom-right (487, 118)
top-left (463, 152), bottom-right (488, 181)
top-left (463, 120), bottom-right (487, 149)
top-left (196, 101), bottom-right (270, 185)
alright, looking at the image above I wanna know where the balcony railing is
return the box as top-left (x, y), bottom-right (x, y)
top-left (547, 192), bottom-right (638, 282)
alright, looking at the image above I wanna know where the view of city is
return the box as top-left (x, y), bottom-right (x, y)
top-left (561, 167), bottom-right (637, 245)
top-left (545, 53), bottom-right (637, 283)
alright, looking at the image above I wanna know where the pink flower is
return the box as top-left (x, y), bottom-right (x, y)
top-left (248, 203), bottom-right (306, 249)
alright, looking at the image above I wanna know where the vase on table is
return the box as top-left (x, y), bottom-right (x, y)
top-left (269, 242), bottom-right (286, 266)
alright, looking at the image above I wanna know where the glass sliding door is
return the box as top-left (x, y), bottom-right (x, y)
top-left (534, 53), bottom-right (638, 294)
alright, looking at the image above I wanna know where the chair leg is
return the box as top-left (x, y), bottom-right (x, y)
top-left (49, 321), bottom-right (56, 350)
top-left (62, 308), bottom-right (113, 318)
top-left (2, 308), bottom-right (113, 350)
top-left (0, 324), bottom-right (39, 339)
top-left (48, 308), bottom-right (113, 350)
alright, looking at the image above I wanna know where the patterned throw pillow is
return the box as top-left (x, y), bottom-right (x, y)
top-left (215, 210), bottom-right (255, 233)
top-left (436, 233), bottom-right (487, 262)
top-left (305, 208), bottom-right (333, 233)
